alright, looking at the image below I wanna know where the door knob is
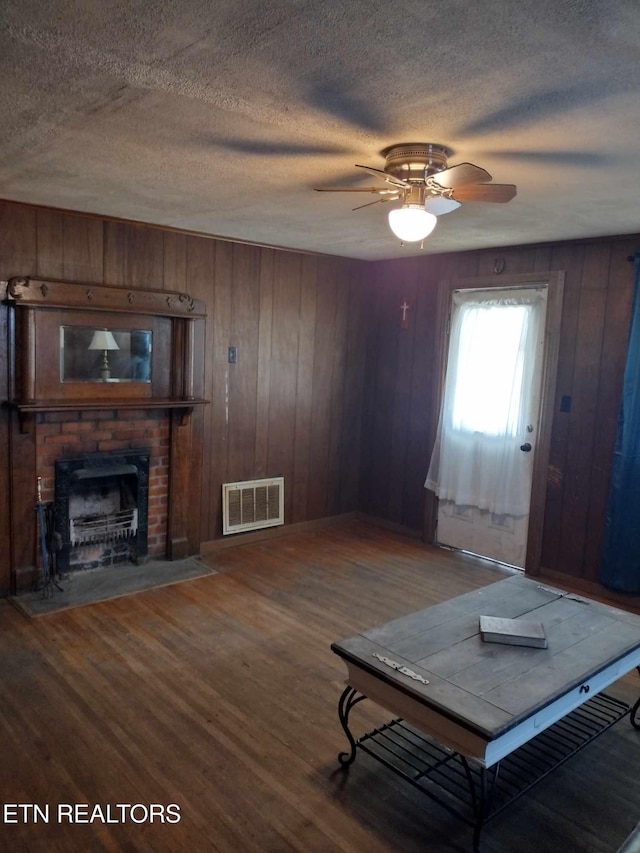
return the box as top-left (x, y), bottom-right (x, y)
top-left (520, 442), bottom-right (532, 452)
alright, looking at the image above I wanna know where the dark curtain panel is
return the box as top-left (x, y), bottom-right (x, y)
top-left (600, 251), bottom-right (640, 591)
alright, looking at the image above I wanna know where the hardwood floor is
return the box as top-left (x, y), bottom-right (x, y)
top-left (0, 520), bottom-right (638, 853)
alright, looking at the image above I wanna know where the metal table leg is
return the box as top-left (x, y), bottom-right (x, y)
top-left (464, 760), bottom-right (499, 853)
top-left (334, 688), bottom-right (629, 852)
top-left (631, 666), bottom-right (640, 730)
top-left (337, 686), bottom-right (367, 767)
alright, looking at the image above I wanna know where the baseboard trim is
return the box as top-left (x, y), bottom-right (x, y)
top-left (200, 512), bottom-right (357, 554)
top-left (537, 566), bottom-right (640, 614)
top-left (355, 513), bottom-right (423, 540)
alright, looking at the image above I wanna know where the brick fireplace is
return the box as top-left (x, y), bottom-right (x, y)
top-left (36, 409), bottom-right (170, 569)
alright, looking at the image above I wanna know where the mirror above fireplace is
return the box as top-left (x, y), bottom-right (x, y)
top-left (61, 326), bottom-right (153, 383)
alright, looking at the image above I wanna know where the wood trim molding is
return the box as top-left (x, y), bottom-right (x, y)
top-left (525, 272), bottom-right (564, 575)
top-left (5, 276), bottom-right (206, 318)
top-left (356, 512), bottom-right (423, 540)
top-left (423, 278), bottom-right (452, 544)
top-left (538, 565), bottom-right (640, 615)
top-left (200, 513), bottom-right (358, 554)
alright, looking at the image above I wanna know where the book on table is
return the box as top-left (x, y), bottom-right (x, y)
top-left (479, 615), bottom-right (548, 649)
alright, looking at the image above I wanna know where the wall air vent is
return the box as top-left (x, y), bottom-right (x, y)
top-left (222, 477), bottom-right (284, 535)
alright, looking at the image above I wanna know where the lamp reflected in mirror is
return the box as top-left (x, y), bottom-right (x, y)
top-left (88, 329), bottom-right (120, 381)
top-left (60, 326), bottom-right (152, 383)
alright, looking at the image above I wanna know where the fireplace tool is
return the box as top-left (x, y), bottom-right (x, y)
top-left (35, 477), bottom-right (63, 597)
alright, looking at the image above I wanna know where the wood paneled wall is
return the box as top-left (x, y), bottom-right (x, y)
top-left (1, 196), bottom-right (638, 595)
top-left (0, 200), bottom-right (367, 595)
top-left (361, 237), bottom-right (640, 585)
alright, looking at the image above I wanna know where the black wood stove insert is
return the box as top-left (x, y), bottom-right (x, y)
top-left (54, 449), bottom-right (150, 573)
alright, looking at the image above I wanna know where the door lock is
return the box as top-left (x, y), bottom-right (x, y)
top-left (520, 442), bottom-right (532, 452)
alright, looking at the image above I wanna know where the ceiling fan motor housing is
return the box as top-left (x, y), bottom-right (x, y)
top-left (381, 143), bottom-right (451, 182)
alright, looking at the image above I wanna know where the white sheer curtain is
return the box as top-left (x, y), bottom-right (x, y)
top-left (425, 287), bottom-right (546, 516)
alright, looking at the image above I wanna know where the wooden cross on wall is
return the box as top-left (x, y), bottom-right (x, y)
top-left (400, 299), bottom-right (410, 329)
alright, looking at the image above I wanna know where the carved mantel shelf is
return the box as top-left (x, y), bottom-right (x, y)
top-left (11, 398), bottom-right (208, 429)
top-left (13, 398), bottom-right (207, 413)
top-left (4, 276), bottom-right (208, 427)
top-left (5, 276), bottom-right (205, 317)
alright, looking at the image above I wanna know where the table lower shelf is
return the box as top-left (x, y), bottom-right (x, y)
top-left (352, 692), bottom-right (629, 830)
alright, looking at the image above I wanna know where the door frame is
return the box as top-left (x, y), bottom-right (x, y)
top-left (424, 270), bottom-right (565, 575)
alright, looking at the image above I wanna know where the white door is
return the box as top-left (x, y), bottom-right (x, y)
top-left (426, 285), bottom-right (548, 568)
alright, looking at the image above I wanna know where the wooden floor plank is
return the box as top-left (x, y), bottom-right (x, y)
top-left (0, 520), bottom-right (639, 852)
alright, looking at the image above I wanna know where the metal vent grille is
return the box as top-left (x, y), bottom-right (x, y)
top-left (222, 477), bottom-right (284, 535)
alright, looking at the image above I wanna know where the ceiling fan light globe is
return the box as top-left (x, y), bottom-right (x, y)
top-left (388, 206), bottom-right (437, 242)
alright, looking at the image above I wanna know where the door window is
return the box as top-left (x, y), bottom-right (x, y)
top-left (426, 287), bottom-right (547, 517)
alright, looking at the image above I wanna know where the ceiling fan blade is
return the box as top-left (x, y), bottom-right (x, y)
top-left (453, 183), bottom-right (518, 203)
top-left (352, 195), bottom-right (400, 211)
top-left (431, 162), bottom-right (492, 189)
top-left (314, 186), bottom-right (399, 193)
top-left (355, 164), bottom-right (409, 188)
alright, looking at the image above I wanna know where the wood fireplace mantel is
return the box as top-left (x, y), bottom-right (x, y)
top-left (4, 276), bottom-right (208, 423)
top-left (4, 276), bottom-right (209, 594)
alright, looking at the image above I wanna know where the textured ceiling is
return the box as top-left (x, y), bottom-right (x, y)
top-left (1, 1), bottom-right (640, 260)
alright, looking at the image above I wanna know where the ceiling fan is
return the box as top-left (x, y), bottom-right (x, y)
top-left (314, 143), bottom-right (517, 244)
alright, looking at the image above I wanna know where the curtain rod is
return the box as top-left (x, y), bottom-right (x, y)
top-left (452, 283), bottom-right (547, 294)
